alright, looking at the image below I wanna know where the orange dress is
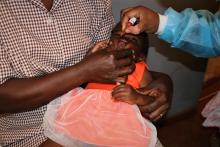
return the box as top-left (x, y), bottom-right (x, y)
top-left (43, 61), bottom-right (157, 147)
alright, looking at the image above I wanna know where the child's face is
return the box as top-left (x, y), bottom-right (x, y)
top-left (110, 31), bottom-right (145, 61)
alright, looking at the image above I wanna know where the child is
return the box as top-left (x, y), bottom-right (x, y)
top-left (43, 23), bottom-right (160, 147)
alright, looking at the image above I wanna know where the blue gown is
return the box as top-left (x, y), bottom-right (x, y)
top-left (159, 7), bottom-right (220, 58)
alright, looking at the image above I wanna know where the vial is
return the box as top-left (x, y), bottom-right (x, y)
top-left (128, 17), bottom-right (138, 26)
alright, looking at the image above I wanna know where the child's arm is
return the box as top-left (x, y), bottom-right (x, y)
top-left (111, 83), bottom-right (160, 105)
top-left (112, 68), bottom-right (158, 105)
top-left (112, 68), bottom-right (172, 122)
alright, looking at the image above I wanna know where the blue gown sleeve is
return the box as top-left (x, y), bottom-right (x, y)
top-left (158, 8), bottom-right (220, 58)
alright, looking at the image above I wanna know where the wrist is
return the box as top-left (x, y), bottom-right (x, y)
top-left (73, 60), bottom-right (91, 84)
top-left (155, 14), bottom-right (168, 35)
top-left (147, 11), bottom-right (160, 34)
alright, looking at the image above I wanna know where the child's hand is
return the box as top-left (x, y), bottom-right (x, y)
top-left (112, 84), bottom-right (139, 105)
top-left (111, 84), bottom-right (155, 105)
top-left (112, 84), bottom-right (159, 106)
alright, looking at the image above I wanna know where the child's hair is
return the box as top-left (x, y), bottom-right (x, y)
top-left (111, 22), bottom-right (149, 57)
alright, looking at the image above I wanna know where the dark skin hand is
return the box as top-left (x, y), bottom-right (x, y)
top-left (120, 6), bottom-right (159, 34)
top-left (84, 48), bottom-right (135, 83)
top-left (112, 84), bottom-right (154, 105)
top-left (0, 49), bottom-right (135, 113)
top-left (138, 71), bottom-right (173, 122)
top-left (112, 71), bottom-right (172, 122)
top-left (112, 84), bottom-right (160, 105)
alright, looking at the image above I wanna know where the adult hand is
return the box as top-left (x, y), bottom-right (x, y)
top-left (137, 71), bottom-right (173, 122)
top-left (81, 48), bottom-right (135, 84)
top-left (121, 6), bottom-right (159, 34)
top-left (86, 40), bottom-right (109, 56)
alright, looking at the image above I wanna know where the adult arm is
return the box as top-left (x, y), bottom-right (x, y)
top-left (121, 6), bottom-right (220, 58)
top-left (0, 49), bottom-right (134, 113)
top-left (0, 0), bottom-right (136, 114)
top-left (158, 8), bottom-right (220, 58)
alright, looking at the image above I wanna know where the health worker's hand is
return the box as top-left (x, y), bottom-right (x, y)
top-left (121, 6), bottom-right (159, 34)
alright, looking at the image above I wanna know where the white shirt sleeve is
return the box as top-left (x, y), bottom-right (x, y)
top-left (155, 14), bottom-right (168, 35)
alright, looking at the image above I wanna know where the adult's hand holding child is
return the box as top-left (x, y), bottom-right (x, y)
top-left (82, 46), bottom-right (135, 84)
top-left (138, 71), bottom-right (172, 122)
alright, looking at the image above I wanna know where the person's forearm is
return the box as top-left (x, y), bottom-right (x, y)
top-left (0, 62), bottom-right (88, 113)
top-left (0, 46), bottom-right (135, 113)
top-left (158, 8), bottom-right (220, 58)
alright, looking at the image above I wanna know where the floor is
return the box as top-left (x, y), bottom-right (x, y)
top-left (157, 78), bottom-right (220, 147)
